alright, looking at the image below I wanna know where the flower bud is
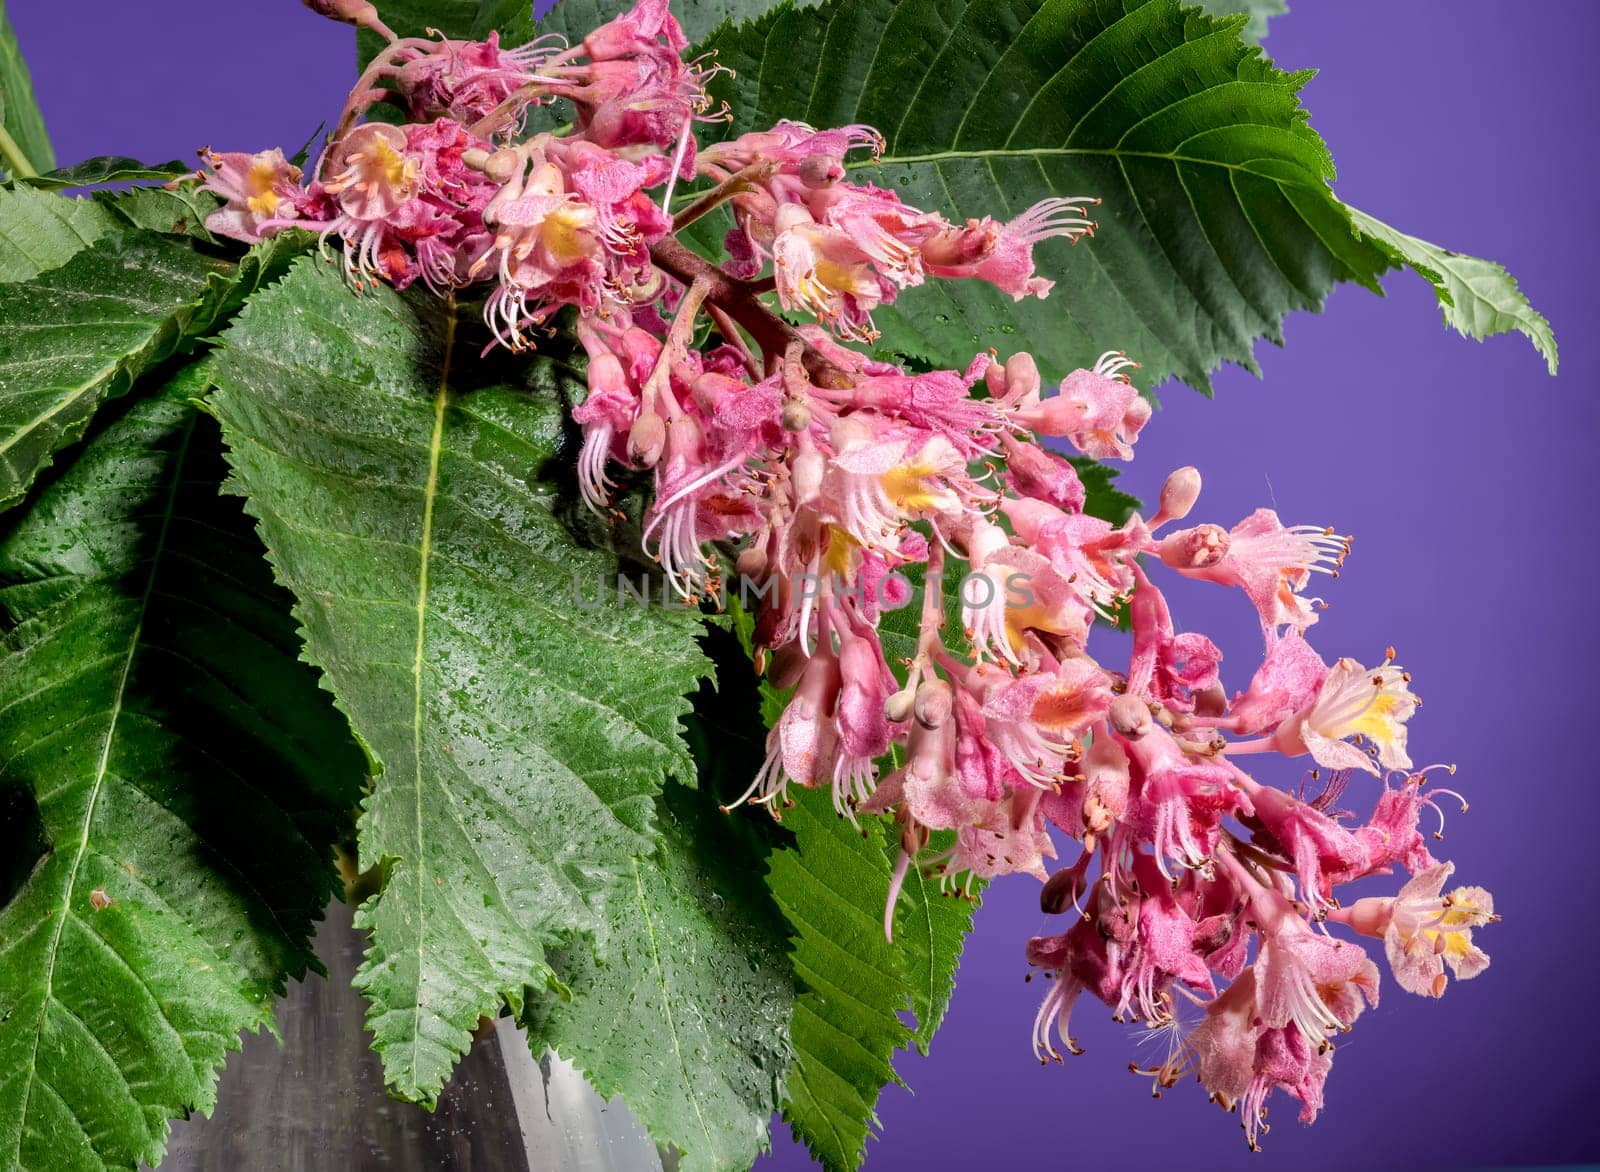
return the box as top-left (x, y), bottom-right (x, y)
top-left (781, 399), bottom-right (813, 432)
top-left (884, 687), bottom-right (916, 724)
top-left (1108, 695), bottom-right (1151, 737)
top-left (1157, 524), bottom-right (1229, 570)
top-left (484, 148), bottom-right (522, 185)
top-left (913, 679), bottom-right (954, 730)
top-left (627, 413), bottom-right (666, 466)
top-left (797, 153), bottom-right (843, 188)
top-left (302, 0), bottom-right (391, 37)
top-left (1003, 351), bottom-right (1041, 405)
top-left (1155, 466), bottom-right (1201, 526)
top-left (735, 545), bottom-right (768, 580)
top-left (1039, 866), bottom-right (1086, 915)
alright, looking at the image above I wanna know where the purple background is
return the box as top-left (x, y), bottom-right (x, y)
top-left (11, 0), bottom-right (1596, 1168)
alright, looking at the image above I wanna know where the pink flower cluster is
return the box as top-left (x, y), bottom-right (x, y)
top-left (198, 0), bottom-right (1496, 1146)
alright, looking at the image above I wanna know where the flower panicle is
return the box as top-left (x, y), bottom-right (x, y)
top-left (195, 0), bottom-right (1492, 1147)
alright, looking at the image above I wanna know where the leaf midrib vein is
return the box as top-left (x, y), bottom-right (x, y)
top-left (850, 144), bottom-right (1319, 183)
top-left (406, 297), bottom-right (453, 1092)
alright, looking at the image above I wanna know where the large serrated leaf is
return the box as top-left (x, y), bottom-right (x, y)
top-left (0, 365), bottom-right (367, 1171)
top-left (523, 629), bottom-right (796, 1172)
top-left (766, 787), bottom-right (913, 1172)
top-left (0, 229), bottom-right (285, 513)
top-left (0, 186), bottom-right (117, 282)
top-left (525, 785), bottom-right (794, 1171)
top-left (207, 259), bottom-right (712, 1108)
top-left (18, 156), bottom-right (190, 190)
top-left (0, 0), bottom-right (52, 177)
top-left (696, 0), bottom-right (1553, 389)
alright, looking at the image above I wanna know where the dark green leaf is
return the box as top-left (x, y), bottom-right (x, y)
top-left (766, 786), bottom-right (912, 1171)
top-left (526, 764), bottom-right (795, 1171)
top-left (20, 156), bottom-right (190, 191)
top-left (208, 259), bottom-right (712, 1107)
top-left (697, 0), bottom-right (1553, 390)
top-left (0, 230), bottom-right (280, 513)
top-left (0, 186), bottom-right (117, 282)
top-left (0, 365), bottom-right (367, 1170)
top-left (896, 839), bottom-right (980, 1057)
top-left (0, 1), bottom-right (52, 177)
top-left (97, 184), bottom-right (222, 243)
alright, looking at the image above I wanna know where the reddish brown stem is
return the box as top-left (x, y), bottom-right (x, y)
top-left (648, 237), bottom-right (849, 387)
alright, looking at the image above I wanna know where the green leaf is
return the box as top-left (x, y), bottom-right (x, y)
top-left (697, 0), bottom-right (1553, 391)
top-left (0, 186), bottom-right (117, 282)
top-left (521, 628), bottom-right (794, 1171)
top-left (0, 0), bottom-right (53, 177)
top-left (539, 0), bottom-right (821, 50)
top-left (524, 712), bottom-right (795, 1171)
top-left (0, 364), bottom-right (367, 1171)
top-left (1348, 207), bottom-right (1558, 375)
top-left (0, 230), bottom-right (271, 513)
top-left (97, 183), bottom-right (222, 243)
top-left (896, 840), bottom-right (980, 1057)
top-left (1071, 456), bottom-right (1140, 525)
top-left (1191, 0), bottom-right (1284, 43)
top-left (207, 259), bottom-right (712, 1108)
top-left (766, 787), bottom-right (912, 1171)
top-left (19, 156), bottom-right (189, 190)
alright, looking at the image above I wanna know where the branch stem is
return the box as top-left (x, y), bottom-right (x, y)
top-left (648, 237), bottom-right (849, 386)
top-left (670, 161), bottom-right (775, 233)
top-left (0, 125), bottom-right (38, 180)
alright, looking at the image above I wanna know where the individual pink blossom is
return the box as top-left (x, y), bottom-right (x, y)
top-left (1334, 861), bottom-right (1495, 996)
top-left (1273, 652), bottom-right (1419, 775)
top-left (1162, 507), bottom-right (1349, 633)
top-left (196, 147), bottom-right (305, 242)
top-left (1005, 351), bottom-right (1149, 459)
top-left (920, 196), bottom-right (1099, 297)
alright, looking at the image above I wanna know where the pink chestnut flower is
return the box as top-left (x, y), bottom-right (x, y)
top-left (1162, 507), bottom-right (1350, 634)
top-left (920, 195), bottom-right (1099, 298)
top-left (1333, 860), bottom-right (1495, 997)
top-left (1006, 351), bottom-right (1150, 460)
top-left (1270, 651), bottom-right (1419, 775)
top-left (196, 147), bottom-right (305, 242)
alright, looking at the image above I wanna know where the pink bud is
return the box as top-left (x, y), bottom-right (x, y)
top-left (627, 413), bottom-right (666, 466)
top-left (1156, 466), bottom-right (1201, 525)
top-left (913, 679), bottom-right (954, 729)
top-left (1108, 695), bottom-right (1151, 737)
top-left (483, 148), bottom-right (522, 185)
top-left (735, 545), bottom-right (767, 579)
top-left (883, 687), bottom-right (916, 724)
top-left (797, 153), bottom-right (843, 188)
top-left (301, 0), bottom-right (394, 39)
top-left (781, 399), bottom-right (813, 431)
top-left (1002, 352), bottom-right (1041, 406)
top-left (1039, 865), bottom-right (1087, 915)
